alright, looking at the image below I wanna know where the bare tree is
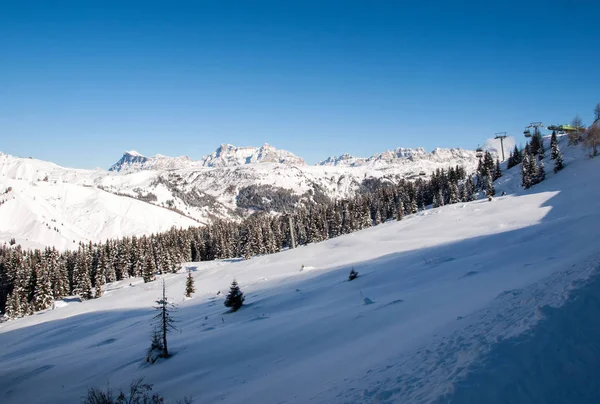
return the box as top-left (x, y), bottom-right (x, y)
top-left (569, 115), bottom-right (584, 145)
top-left (585, 123), bottom-right (600, 157)
top-left (594, 103), bottom-right (600, 123)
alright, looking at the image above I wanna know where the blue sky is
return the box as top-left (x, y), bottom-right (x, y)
top-left (1, 0), bottom-right (599, 168)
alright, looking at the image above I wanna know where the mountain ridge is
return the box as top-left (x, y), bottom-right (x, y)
top-left (108, 143), bottom-right (489, 173)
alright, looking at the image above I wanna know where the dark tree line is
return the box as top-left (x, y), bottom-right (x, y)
top-left (1, 163), bottom-right (496, 320)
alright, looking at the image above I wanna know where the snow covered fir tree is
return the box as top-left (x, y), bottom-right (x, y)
top-left (185, 270), bottom-right (195, 298)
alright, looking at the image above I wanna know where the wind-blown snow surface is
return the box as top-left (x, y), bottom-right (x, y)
top-left (1, 140), bottom-right (600, 403)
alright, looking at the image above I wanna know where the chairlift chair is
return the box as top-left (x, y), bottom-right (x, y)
top-left (523, 128), bottom-right (532, 138)
top-left (475, 146), bottom-right (484, 158)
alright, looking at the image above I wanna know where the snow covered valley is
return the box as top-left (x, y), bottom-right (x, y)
top-left (1, 145), bottom-right (600, 404)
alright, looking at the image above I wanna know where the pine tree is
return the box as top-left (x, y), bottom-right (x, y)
top-left (466, 175), bottom-right (476, 201)
top-left (449, 182), bottom-right (459, 204)
top-left (554, 149), bottom-right (564, 173)
top-left (146, 327), bottom-right (164, 364)
top-left (410, 198), bottom-right (418, 214)
top-left (538, 161), bottom-right (546, 183)
top-left (224, 279), bottom-right (245, 312)
top-left (94, 268), bottom-right (105, 298)
top-left (5, 291), bottom-right (22, 319)
top-left (507, 145), bottom-right (521, 169)
top-left (494, 159), bottom-right (502, 180)
top-left (151, 280), bottom-right (176, 360)
top-left (33, 264), bottom-right (54, 311)
top-left (185, 270), bottom-right (195, 298)
top-left (374, 208), bottom-right (382, 226)
top-left (79, 269), bottom-right (93, 300)
top-left (396, 199), bottom-right (404, 220)
top-left (521, 152), bottom-right (531, 189)
top-left (538, 136), bottom-right (546, 161)
top-left (528, 152), bottom-right (539, 185)
top-left (142, 253), bottom-right (156, 283)
top-left (74, 251), bottom-right (93, 300)
top-left (550, 131), bottom-right (559, 159)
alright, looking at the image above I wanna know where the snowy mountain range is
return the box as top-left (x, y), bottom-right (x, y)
top-left (0, 141), bottom-right (501, 250)
top-left (317, 147), bottom-right (479, 167)
top-left (109, 144), bottom-right (484, 172)
top-left (109, 143), bottom-right (306, 172)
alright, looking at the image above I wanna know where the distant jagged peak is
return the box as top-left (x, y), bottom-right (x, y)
top-left (109, 150), bottom-right (150, 172)
top-left (124, 150), bottom-right (145, 157)
top-left (108, 143), bottom-right (305, 172)
top-left (200, 143), bottom-right (305, 167)
top-left (317, 147), bottom-right (478, 167)
top-left (109, 150), bottom-right (195, 172)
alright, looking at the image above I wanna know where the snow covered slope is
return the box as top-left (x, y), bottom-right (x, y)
top-left (0, 143), bottom-right (484, 249)
top-left (1, 138), bottom-right (598, 403)
top-left (0, 154), bottom-right (198, 251)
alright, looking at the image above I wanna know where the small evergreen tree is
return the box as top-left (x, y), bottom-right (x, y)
top-left (146, 327), bottom-right (164, 364)
top-left (507, 145), bottom-right (522, 169)
top-left (94, 269), bottom-right (105, 298)
top-left (33, 265), bottom-right (54, 311)
top-left (494, 159), bottom-right (502, 180)
top-left (348, 268), bottom-right (358, 281)
top-left (521, 152), bottom-right (531, 189)
top-left (449, 182), bottom-right (459, 204)
top-left (554, 149), bottom-right (565, 173)
top-left (538, 161), bottom-right (546, 183)
top-left (4, 292), bottom-right (21, 319)
top-left (224, 280), bottom-right (245, 312)
top-left (78, 268), bottom-right (93, 301)
top-left (185, 270), bottom-right (195, 298)
top-left (396, 199), bottom-right (404, 221)
top-left (550, 131), bottom-right (559, 160)
top-left (142, 254), bottom-right (156, 283)
top-left (528, 151), bottom-right (539, 185)
top-left (537, 136), bottom-right (546, 160)
top-left (150, 280), bottom-right (176, 360)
